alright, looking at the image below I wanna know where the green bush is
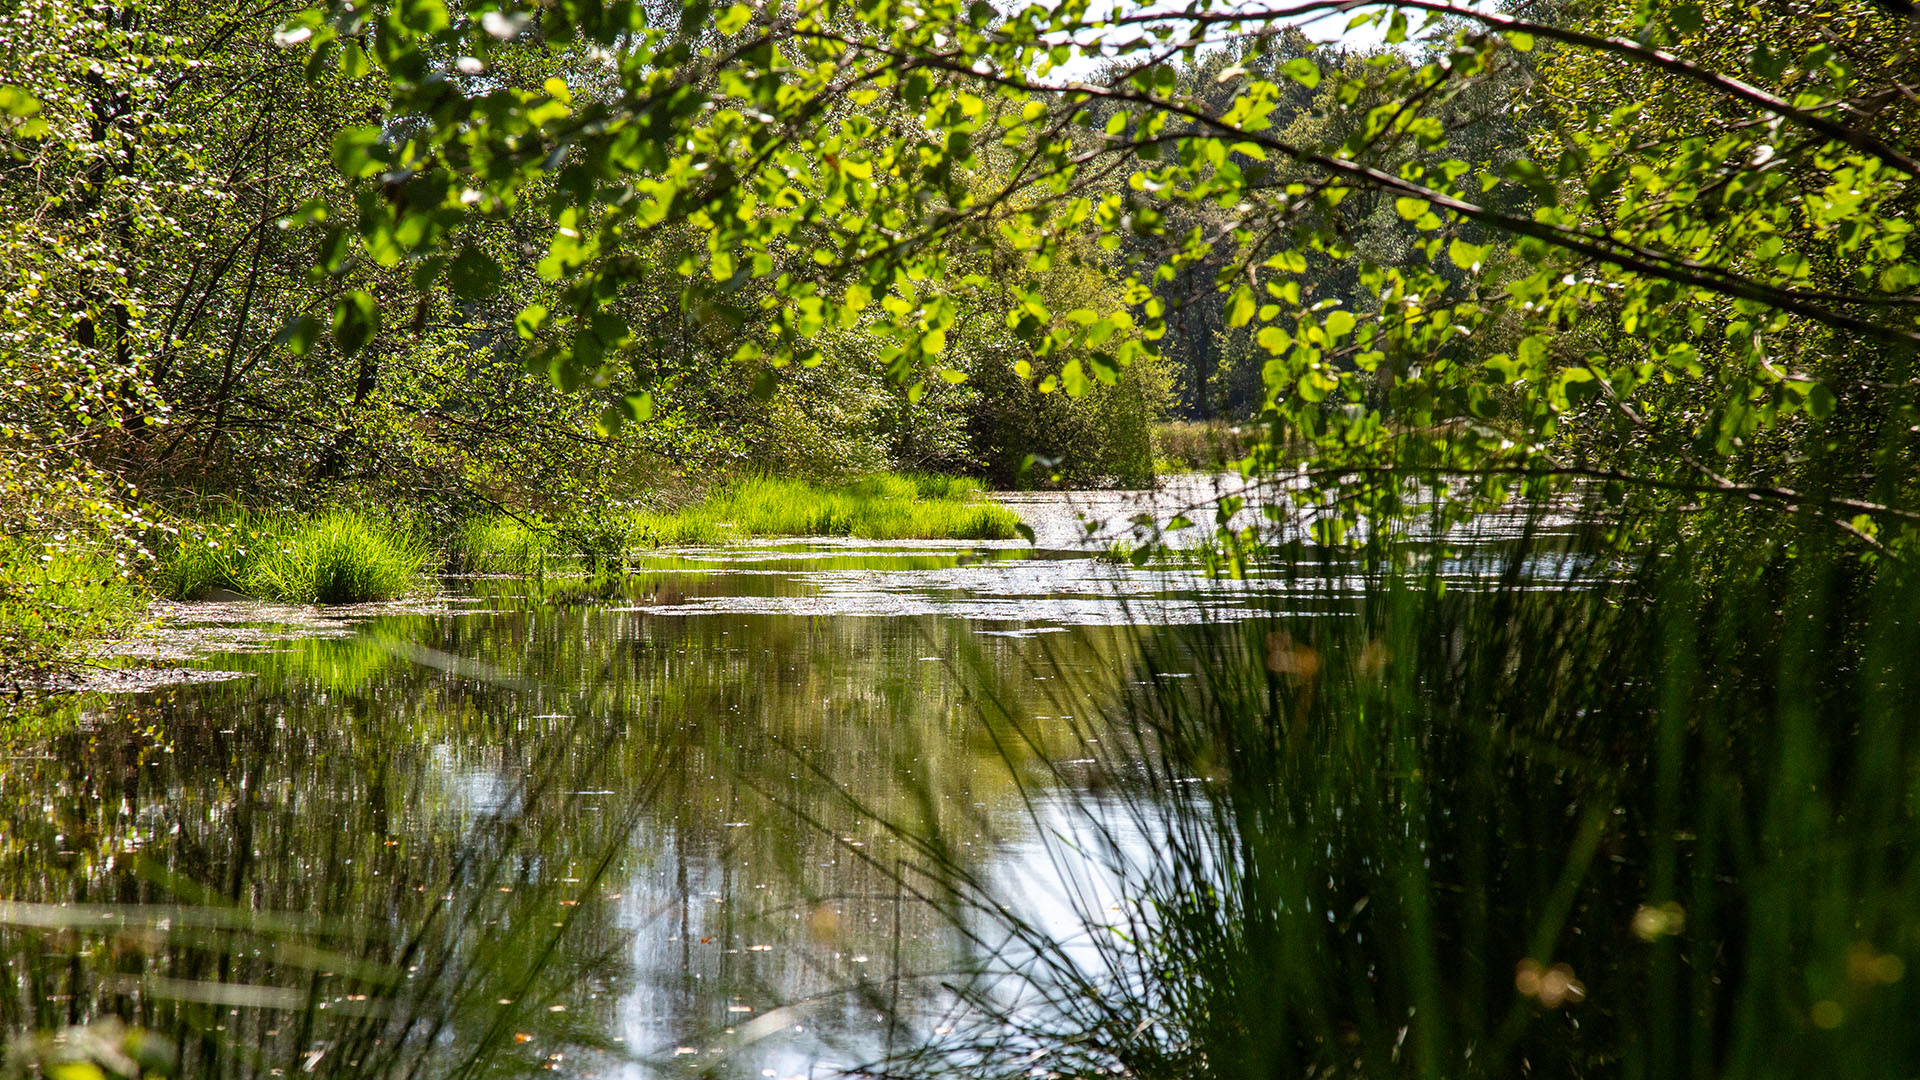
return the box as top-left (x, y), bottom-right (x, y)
top-left (965, 352), bottom-right (1172, 488)
top-left (0, 538), bottom-right (144, 670)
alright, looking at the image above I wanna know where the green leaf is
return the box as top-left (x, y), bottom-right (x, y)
top-left (310, 227), bottom-right (351, 277)
top-left (1394, 197), bottom-right (1430, 221)
top-left (448, 247), bottom-right (502, 300)
top-left (1447, 238), bottom-right (1489, 271)
top-left (1517, 334), bottom-right (1548, 377)
top-left (276, 314), bottom-right (321, 356)
top-left (1505, 159), bottom-right (1555, 202)
top-left (1060, 358), bottom-right (1090, 396)
top-left (330, 126), bottom-right (385, 179)
top-left (1505, 30), bottom-right (1534, 52)
top-left (1226, 285), bottom-right (1256, 328)
top-left (331, 292), bottom-right (379, 356)
top-left (751, 367), bottom-right (778, 400)
top-left (717, 2), bottom-right (754, 33)
top-left (516, 304), bottom-right (549, 340)
top-left (1324, 310), bottom-right (1355, 340)
top-left (0, 84), bottom-right (45, 136)
top-left (1256, 326), bottom-right (1292, 354)
top-left (339, 39), bottom-right (371, 79)
top-left (1806, 381), bottom-right (1836, 420)
top-left (1280, 58), bottom-right (1320, 89)
top-left (280, 199), bottom-right (329, 229)
top-left (0, 84), bottom-right (42, 117)
top-left (590, 310), bottom-right (630, 346)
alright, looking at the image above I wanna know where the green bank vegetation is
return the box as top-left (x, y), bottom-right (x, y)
top-left (0, 538), bottom-right (147, 667)
top-left (1152, 421), bottom-right (1257, 474)
top-left (635, 473), bottom-right (1019, 544)
top-left (457, 474), bottom-right (1020, 571)
top-left (1, 472), bottom-right (1018, 655)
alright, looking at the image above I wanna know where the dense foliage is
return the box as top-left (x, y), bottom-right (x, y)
top-left (5, 2), bottom-right (1920, 1076)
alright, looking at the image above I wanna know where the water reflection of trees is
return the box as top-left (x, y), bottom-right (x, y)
top-left (1, 573), bottom-right (1147, 1078)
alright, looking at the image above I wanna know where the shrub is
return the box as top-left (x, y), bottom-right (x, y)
top-left (0, 538), bottom-right (144, 670)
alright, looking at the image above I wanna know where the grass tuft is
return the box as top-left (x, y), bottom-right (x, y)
top-left (247, 512), bottom-right (429, 603)
top-left (158, 510), bottom-right (428, 604)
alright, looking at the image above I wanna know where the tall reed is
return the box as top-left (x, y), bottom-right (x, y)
top-left (848, 510), bottom-right (1920, 1079)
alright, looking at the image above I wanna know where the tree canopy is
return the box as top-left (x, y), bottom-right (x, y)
top-left (2, 0), bottom-right (1917, 639)
top-left (231, 0), bottom-right (1920, 549)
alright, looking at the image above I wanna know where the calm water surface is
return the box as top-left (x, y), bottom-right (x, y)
top-left (0, 487), bottom-right (1590, 1079)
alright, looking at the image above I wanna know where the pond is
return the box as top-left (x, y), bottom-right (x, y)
top-left (1, 485), bottom-right (1613, 1080)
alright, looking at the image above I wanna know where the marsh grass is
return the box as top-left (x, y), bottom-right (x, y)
top-left (158, 511), bottom-right (428, 604)
top-left (450, 513), bottom-right (563, 574)
top-left (455, 473), bottom-right (1018, 565)
top-left (839, 510), bottom-right (1920, 1080)
top-left (676, 474), bottom-right (1018, 541)
top-left (1152, 421), bottom-right (1254, 473)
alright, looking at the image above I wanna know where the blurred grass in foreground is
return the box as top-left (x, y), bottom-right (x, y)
top-left (849, 509), bottom-right (1920, 1080)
